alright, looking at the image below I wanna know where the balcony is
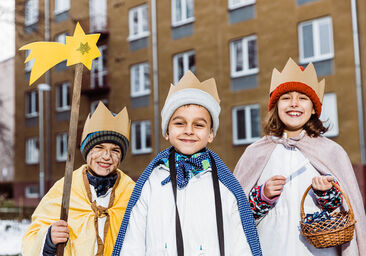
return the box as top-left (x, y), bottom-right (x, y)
top-left (81, 72), bottom-right (110, 97)
top-left (89, 0), bottom-right (109, 40)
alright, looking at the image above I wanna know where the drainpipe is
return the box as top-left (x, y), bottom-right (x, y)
top-left (350, 0), bottom-right (366, 164)
top-left (44, 0), bottom-right (52, 190)
top-left (151, 0), bottom-right (160, 154)
top-left (38, 83), bottom-right (50, 198)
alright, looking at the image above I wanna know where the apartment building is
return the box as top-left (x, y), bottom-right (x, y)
top-left (14, 0), bottom-right (366, 206)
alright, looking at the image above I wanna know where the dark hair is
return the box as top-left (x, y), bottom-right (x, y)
top-left (263, 105), bottom-right (328, 137)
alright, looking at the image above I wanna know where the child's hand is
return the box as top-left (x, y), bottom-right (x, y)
top-left (263, 175), bottom-right (286, 199)
top-left (51, 220), bottom-right (69, 245)
top-left (312, 176), bottom-right (333, 191)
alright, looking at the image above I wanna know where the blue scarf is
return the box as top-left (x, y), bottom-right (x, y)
top-left (112, 147), bottom-right (262, 256)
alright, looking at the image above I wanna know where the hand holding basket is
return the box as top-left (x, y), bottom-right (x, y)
top-left (300, 181), bottom-right (356, 248)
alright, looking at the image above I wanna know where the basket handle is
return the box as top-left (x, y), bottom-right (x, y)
top-left (300, 181), bottom-right (354, 220)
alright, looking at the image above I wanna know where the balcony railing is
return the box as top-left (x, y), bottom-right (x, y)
top-left (90, 14), bottom-right (108, 33)
top-left (81, 72), bottom-right (110, 96)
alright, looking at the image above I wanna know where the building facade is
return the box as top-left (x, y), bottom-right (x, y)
top-left (0, 57), bottom-right (15, 198)
top-left (14, 0), bottom-right (366, 206)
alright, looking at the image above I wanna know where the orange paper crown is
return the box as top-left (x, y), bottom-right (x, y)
top-left (81, 101), bottom-right (130, 144)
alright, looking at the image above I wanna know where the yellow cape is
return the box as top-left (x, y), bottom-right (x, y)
top-left (22, 165), bottom-right (135, 256)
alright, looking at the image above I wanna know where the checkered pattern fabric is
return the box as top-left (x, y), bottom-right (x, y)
top-left (160, 151), bottom-right (211, 188)
top-left (112, 147), bottom-right (262, 256)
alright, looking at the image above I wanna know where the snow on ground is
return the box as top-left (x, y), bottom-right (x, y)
top-left (0, 219), bottom-right (30, 256)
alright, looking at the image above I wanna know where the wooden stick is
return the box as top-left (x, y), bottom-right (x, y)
top-left (56, 63), bottom-right (84, 255)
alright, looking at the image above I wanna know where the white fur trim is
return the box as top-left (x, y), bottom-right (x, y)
top-left (161, 88), bottom-right (221, 137)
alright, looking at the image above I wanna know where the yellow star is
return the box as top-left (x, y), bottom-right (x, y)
top-left (66, 22), bottom-right (100, 70)
top-left (76, 42), bottom-right (91, 55)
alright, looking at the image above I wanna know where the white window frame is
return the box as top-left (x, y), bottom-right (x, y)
top-left (25, 0), bottom-right (39, 26)
top-left (26, 137), bottom-right (39, 164)
top-left (131, 121), bottom-right (152, 154)
top-left (56, 133), bottom-right (68, 161)
top-left (56, 82), bottom-right (70, 111)
top-left (130, 62), bottom-right (150, 97)
top-left (55, 32), bottom-right (67, 44)
top-left (90, 99), bottom-right (108, 114)
top-left (128, 4), bottom-right (149, 41)
top-left (232, 104), bottom-right (261, 145)
top-left (54, 0), bottom-right (70, 15)
top-left (91, 45), bottom-right (107, 89)
top-left (25, 185), bottom-right (39, 198)
top-left (89, 0), bottom-right (107, 32)
top-left (298, 16), bottom-right (334, 63)
top-left (25, 50), bottom-right (34, 73)
top-left (171, 0), bottom-right (195, 27)
top-left (320, 93), bottom-right (339, 138)
top-left (228, 0), bottom-right (255, 10)
top-left (230, 35), bottom-right (258, 78)
top-left (173, 50), bottom-right (195, 84)
top-left (25, 90), bottom-right (38, 118)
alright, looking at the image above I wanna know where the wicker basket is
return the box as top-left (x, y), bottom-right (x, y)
top-left (300, 181), bottom-right (356, 248)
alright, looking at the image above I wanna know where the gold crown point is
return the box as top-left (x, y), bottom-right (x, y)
top-left (200, 77), bottom-right (220, 103)
top-left (115, 106), bottom-right (130, 140)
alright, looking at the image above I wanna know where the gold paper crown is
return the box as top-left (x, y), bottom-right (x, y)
top-left (81, 101), bottom-right (130, 144)
top-left (165, 70), bottom-right (220, 104)
top-left (270, 58), bottom-right (325, 103)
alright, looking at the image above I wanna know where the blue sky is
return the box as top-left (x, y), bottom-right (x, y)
top-left (0, 0), bottom-right (14, 62)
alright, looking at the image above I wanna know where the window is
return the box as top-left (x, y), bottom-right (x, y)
top-left (56, 133), bottom-right (68, 161)
top-left (26, 137), bottom-right (39, 164)
top-left (25, 50), bottom-right (34, 72)
top-left (320, 93), bottom-right (339, 137)
top-left (128, 4), bottom-right (149, 41)
top-left (172, 0), bottom-right (194, 27)
top-left (230, 35), bottom-right (258, 78)
top-left (132, 121), bottom-right (152, 154)
top-left (89, 0), bottom-right (107, 32)
top-left (54, 0), bottom-right (70, 14)
top-left (173, 51), bottom-right (195, 84)
top-left (91, 45), bottom-right (107, 88)
top-left (56, 82), bottom-right (70, 111)
top-left (228, 0), bottom-right (255, 10)
top-left (25, 90), bottom-right (38, 118)
top-left (25, 185), bottom-right (39, 198)
top-left (55, 32), bottom-right (67, 44)
top-left (232, 104), bottom-right (260, 145)
top-left (298, 16), bottom-right (334, 63)
top-left (25, 0), bottom-right (39, 26)
top-left (2, 168), bottom-right (8, 177)
top-left (130, 63), bottom-right (150, 97)
top-left (90, 99), bottom-right (108, 114)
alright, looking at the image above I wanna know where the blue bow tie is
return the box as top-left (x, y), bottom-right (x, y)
top-left (161, 152), bottom-right (211, 188)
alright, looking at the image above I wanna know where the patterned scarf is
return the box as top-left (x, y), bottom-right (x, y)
top-left (86, 171), bottom-right (117, 197)
top-left (160, 151), bottom-right (211, 188)
top-left (112, 147), bottom-right (262, 256)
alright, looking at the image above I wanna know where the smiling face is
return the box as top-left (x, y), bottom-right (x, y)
top-left (165, 104), bottom-right (214, 155)
top-left (277, 91), bottom-right (315, 137)
top-left (86, 142), bottom-right (122, 176)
